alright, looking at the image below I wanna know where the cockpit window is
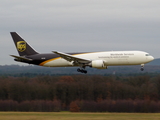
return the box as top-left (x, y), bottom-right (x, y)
top-left (145, 54), bottom-right (150, 56)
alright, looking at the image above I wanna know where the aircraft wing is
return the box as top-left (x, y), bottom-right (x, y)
top-left (10, 55), bottom-right (33, 61)
top-left (52, 51), bottom-right (91, 64)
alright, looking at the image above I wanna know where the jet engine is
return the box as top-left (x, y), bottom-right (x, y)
top-left (90, 60), bottom-right (107, 69)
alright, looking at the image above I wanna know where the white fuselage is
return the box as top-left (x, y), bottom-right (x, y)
top-left (42, 51), bottom-right (154, 67)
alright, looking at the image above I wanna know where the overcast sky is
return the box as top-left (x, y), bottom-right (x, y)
top-left (0, 0), bottom-right (160, 65)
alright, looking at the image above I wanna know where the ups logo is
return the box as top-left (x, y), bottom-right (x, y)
top-left (17, 41), bottom-right (26, 52)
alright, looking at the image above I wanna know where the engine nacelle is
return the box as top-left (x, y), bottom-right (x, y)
top-left (91, 60), bottom-right (107, 69)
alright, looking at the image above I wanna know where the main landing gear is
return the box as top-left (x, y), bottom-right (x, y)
top-left (77, 68), bottom-right (87, 74)
top-left (140, 64), bottom-right (144, 71)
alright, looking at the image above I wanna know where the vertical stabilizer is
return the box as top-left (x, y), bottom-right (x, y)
top-left (10, 32), bottom-right (38, 56)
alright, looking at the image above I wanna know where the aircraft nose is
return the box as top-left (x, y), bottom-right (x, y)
top-left (149, 56), bottom-right (154, 61)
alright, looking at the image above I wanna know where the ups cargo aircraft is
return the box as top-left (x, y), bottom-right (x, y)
top-left (10, 32), bottom-right (154, 74)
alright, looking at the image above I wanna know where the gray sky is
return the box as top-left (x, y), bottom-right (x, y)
top-left (0, 0), bottom-right (160, 65)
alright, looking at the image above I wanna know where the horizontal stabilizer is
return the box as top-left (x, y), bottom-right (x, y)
top-left (10, 55), bottom-right (33, 61)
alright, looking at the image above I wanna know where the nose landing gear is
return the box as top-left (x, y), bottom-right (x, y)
top-left (140, 64), bottom-right (144, 71)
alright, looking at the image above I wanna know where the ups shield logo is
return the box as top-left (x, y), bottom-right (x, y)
top-left (17, 41), bottom-right (26, 52)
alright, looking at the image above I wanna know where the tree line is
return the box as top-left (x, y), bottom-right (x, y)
top-left (1, 65), bottom-right (160, 76)
top-left (0, 74), bottom-right (160, 112)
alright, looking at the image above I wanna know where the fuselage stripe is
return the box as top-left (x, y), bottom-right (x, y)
top-left (39, 52), bottom-right (93, 66)
top-left (39, 57), bottom-right (61, 66)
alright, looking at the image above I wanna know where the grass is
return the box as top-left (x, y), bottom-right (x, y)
top-left (0, 112), bottom-right (160, 120)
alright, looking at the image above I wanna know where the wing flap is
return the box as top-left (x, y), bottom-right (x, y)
top-left (52, 51), bottom-right (91, 64)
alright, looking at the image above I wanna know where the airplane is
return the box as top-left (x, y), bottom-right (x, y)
top-left (10, 32), bottom-right (154, 74)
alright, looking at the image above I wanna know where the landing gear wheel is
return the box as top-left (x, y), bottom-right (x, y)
top-left (77, 68), bottom-right (87, 74)
top-left (82, 69), bottom-right (87, 74)
top-left (140, 64), bottom-right (144, 71)
top-left (77, 68), bottom-right (81, 72)
top-left (84, 70), bottom-right (87, 74)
